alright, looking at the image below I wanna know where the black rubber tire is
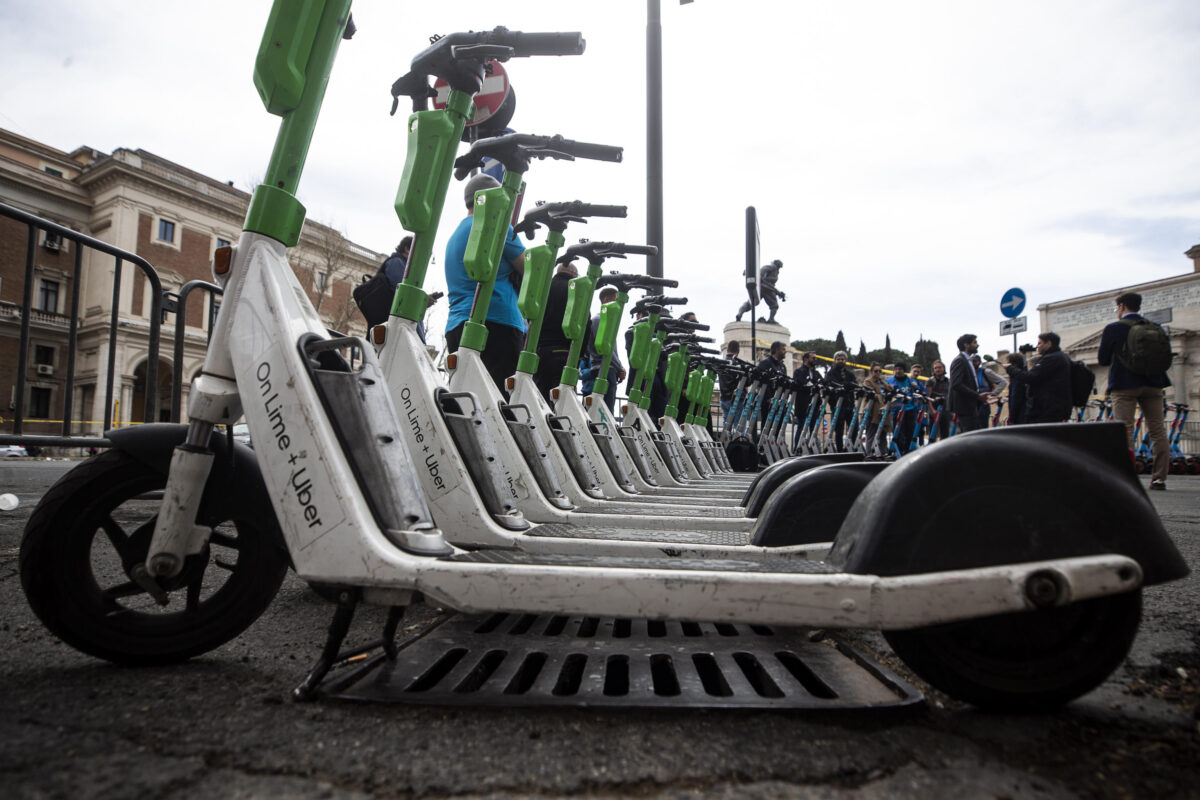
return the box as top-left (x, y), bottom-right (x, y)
top-left (884, 589), bottom-right (1141, 711)
top-left (19, 449), bottom-right (288, 665)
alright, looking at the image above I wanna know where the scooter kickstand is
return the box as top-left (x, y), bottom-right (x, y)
top-left (294, 589), bottom-right (360, 702)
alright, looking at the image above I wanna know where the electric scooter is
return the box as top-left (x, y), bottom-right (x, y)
top-left (19, 1), bottom-right (1188, 713)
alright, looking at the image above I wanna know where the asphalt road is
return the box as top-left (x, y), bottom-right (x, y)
top-left (1, 459), bottom-right (1197, 799)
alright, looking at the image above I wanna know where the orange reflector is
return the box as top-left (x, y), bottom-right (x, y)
top-left (621, 404), bottom-right (628, 414)
top-left (551, 388), bottom-right (560, 400)
top-left (506, 377), bottom-right (515, 391)
top-left (213, 246), bottom-right (233, 275)
top-left (371, 325), bottom-right (386, 345)
top-left (446, 354), bottom-right (457, 370)
top-left (584, 396), bottom-right (592, 408)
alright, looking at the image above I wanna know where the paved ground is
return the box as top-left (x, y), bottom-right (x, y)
top-left (1, 459), bottom-right (1197, 799)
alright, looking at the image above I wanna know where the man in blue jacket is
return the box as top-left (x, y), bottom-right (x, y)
top-left (1097, 292), bottom-right (1171, 490)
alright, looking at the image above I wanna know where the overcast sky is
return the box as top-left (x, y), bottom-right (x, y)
top-left (3, 0), bottom-right (1199, 361)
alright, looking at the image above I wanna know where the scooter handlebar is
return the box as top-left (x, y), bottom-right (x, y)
top-left (392, 29), bottom-right (584, 113)
top-left (454, 134), bottom-right (622, 179)
top-left (513, 201), bottom-right (629, 238)
top-left (557, 240), bottom-right (659, 266)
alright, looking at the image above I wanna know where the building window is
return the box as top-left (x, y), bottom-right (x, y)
top-left (34, 345), bottom-right (54, 366)
top-left (37, 280), bottom-right (59, 313)
top-left (43, 166), bottom-right (64, 178)
top-left (157, 219), bottom-right (176, 244)
top-left (30, 387), bottom-right (51, 419)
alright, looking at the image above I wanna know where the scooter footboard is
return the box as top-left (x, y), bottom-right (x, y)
top-left (826, 422), bottom-right (1189, 585)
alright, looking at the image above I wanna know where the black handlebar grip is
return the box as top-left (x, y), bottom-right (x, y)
top-left (561, 139), bottom-right (623, 163)
top-left (576, 204), bottom-right (627, 218)
top-left (615, 244), bottom-right (657, 256)
top-left (506, 31), bottom-right (586, 57)
top-left (656, 295), bottom-right (687, 305)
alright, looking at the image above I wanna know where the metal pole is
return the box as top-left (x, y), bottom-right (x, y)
top-left (646, 0), bottom-right (664, 278)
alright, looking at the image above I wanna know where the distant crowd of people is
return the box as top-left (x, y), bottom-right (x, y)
top-left (714, 291), bottom-right (1174, 485)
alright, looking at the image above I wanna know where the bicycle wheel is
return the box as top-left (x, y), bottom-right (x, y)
top-left (20, 449), bottom-right (288, 665)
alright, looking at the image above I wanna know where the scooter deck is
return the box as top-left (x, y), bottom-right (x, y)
top-left (526, 522), bottom-right (751, 547)
top-left (323, 612), bottom-right (923, 711)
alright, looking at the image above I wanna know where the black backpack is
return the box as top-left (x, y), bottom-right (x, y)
top-left (1069, 360), bottom-right (1095, 408)
top-left (353, 262), bottom-right (395, 328)
top-left (1117, 317), bottom-right (1172, 375)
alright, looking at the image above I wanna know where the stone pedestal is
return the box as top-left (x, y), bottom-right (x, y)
top-left (722, 320), bottom-right (793, 372)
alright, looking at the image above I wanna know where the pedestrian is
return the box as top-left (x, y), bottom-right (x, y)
top-left (886, 361), bottom-right (919, 454)
top-left (790, 351), bottom-right (821, 451)
top-left (534, 258), bottom-right (579, 400)
top-left (824, 350), bottom-right (858, 450)
top-left (949, 334), bottom-right (990, 433)
top-left (443, 174), bottom-right (526, 395)
top-left (1004, 352), bottom-right (1030, 425)
top-left (756, 340), bottom-right (788, 433)
top-left (925, 359), bottom-right (951, 441)
top-left (1097, 291), bottom-right (1172, 490)
top-left (719, 340), bottom-right (744, 424)
top-left (860, 362), bottom-right (890, 451)
top-left (1004, 332), bottom-right (1072, 423)
top-left (971, 354), bottom-right (1009, 427)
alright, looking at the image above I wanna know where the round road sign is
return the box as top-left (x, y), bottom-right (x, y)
top-left (433, 60), bottom-right (510, 127)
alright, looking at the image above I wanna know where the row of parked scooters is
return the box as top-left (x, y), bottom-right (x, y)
top-left (18, 1), bottom-right (1188, 713)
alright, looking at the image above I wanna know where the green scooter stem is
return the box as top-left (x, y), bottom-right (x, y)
top-left (556, 261), bottom-right (601, 389)
top-left (245, 0), bottom-right (353, 247)
top-left (663, 345), bottom-right (689, 418)
top-left (460, 169), bottom-right (527, 353)
top-left (590, 289), bottom-right (627, 397)
top-left (515, 229), bottom-right (566, 375)
top-left (390, 90), bottom-right (474, 322)
top-left (637, 322), bottom-right (666, 412)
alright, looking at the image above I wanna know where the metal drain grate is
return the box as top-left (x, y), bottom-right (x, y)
top-left (324, 614), bottom-right (922, 710)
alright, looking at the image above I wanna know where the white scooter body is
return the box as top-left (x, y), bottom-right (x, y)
top-left (509, 371), bottom-right (749, 517)
top-left (445, 346), bottom-right (750, 531)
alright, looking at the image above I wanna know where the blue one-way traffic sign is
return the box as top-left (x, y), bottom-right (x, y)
top-left (1000, 287), bottom-right (1026, 319)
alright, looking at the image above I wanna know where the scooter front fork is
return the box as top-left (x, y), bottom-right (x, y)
top-left (145, 374), bottom-right (244, 578)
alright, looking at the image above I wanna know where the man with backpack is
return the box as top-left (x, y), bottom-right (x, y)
top-left (1098, 292), bottom-right (1172, 490)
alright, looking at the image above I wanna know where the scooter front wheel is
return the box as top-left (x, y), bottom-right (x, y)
top-left (884, 589), bottom-right (1141, 711)
top-left (19, 449), bottom-right (288, 665)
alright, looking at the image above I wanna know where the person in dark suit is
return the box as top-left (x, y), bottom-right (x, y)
top-left (1005, 332), bottom-right (1071, 423)
top-left (1097, 291), bottom-right (1172, 489)
top-left (948, 333), bottom-right (989, 433)
top-left (533, 259), bottom-right (579, 400)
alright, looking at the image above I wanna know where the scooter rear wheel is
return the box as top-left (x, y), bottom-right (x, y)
top-left (20, 449), bottom-right (288, 665)
top-left (884, 589), bottom-right (1141, 711)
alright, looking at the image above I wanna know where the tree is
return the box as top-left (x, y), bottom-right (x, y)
top-left (856, 339), bottom-right (867, 361)
top-left (883, 333), bottom-right (892, 363)
top-left (790, 338), bottom-right (838, 358)
top-left (295, 224), bottom-right (361, 334)
top-left (913, 337), bottom-right (941, 368)
top-left (834, 330), bottom-right (847, 353)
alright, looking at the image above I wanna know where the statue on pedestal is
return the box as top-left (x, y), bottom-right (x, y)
top-left (735, 259), bottom-right (786, 323)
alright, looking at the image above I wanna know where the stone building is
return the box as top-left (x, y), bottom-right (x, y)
top-left (1038, 246), bottom-right (1200, 408)
top-left (0, 128), bottom-right (380, 435)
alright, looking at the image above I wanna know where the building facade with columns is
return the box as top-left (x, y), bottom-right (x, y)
top-left (0, 128), bottom-right (380, 436)
top-left (1038, 246), bottom-right (1200, 408)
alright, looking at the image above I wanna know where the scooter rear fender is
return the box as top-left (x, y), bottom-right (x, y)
top-left (827, 422), bottom-right (1189, 585)
top-left (106, 424), bottom-right (287, 558)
